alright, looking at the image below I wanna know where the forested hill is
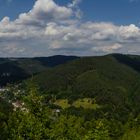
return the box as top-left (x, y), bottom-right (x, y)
top-left (31, 54), bottom-right (140, 95)
top-left (0, 55), bottom-right (78, 86)
top-left (1, 53), bottom-right (140, 88)
top-left (1, 54), bottom-right (140, 140)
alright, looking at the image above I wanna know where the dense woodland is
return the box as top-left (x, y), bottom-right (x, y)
top-left (1, 54), bottom-right (140, 140)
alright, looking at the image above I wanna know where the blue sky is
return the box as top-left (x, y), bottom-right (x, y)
top-left (0, 0), bottom-right (36, 20)
top-left (0, 0), bottom-right (140, 57)
top-left (1, 0), bottom-right (140, 25)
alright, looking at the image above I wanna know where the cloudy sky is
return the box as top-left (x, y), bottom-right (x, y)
top-left (0, 0), bottom-right (140, 57)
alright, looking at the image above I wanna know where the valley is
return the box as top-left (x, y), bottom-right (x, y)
top-left (1, 54), bottom-right (140, 139)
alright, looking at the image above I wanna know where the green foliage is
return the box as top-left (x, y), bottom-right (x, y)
top-left (49, 115), bottom-right (85, 140)
top-left (121, 129), bottom-right (140, 140)
top-left (1, 54), bottom-right (140, 139)
top-left (0, 98), bottom-right (13, 140)
top-left (3, 85), bottom-right (50, 140)
top-left (31, 55), bottom-right (140, 111)
top-left (0, 85), bottom-right (113, 140)
top-left (84, 121), bottom-right (110, 140)
top-left (7, 111), bottom-right (46, 140)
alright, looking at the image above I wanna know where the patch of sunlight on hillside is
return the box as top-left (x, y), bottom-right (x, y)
top-left (54, 98), bottom-right (100, 110)
top-left (73, 98), bottom-right (100, 109)
top-left (54, 99), bottom-right (70, 109)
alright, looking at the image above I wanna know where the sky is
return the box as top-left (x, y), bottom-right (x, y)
top-left (0, 0), bottom-right (140, 57)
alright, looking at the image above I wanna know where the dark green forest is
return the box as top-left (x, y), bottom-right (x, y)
top-left (1, 54), bottom-right (140, 140)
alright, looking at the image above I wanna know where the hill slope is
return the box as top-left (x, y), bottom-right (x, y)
top-left (29, 54), bottom-right (140, 117)
top-left (0, 56), bottom-right (78, 86)
top-left (32, 54), bottom-right (140, 94)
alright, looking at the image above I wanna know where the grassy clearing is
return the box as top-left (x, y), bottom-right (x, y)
top-left (54, 99), bottom-right (70, 109)
top-left (54, 98), bottom-right (100, 110)
top-left (73, 98), bottom-right (100, 109)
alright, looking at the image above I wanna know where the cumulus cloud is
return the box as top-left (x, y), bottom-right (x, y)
top-left (0, 0), bottom-right (140, 57)
top-left (68, 0), bottom-right (82, 19)
top-left (68, 0), bottom-right (81, 7)
top-left (92, 43), bottom-right (122, 53)
top-left (16, 0), bottom-right (73, 26)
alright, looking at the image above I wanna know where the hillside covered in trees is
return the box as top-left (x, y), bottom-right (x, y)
top-left (1, 54), bottom-right (140, 139)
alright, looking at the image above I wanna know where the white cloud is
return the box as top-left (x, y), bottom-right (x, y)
top-left (68, 0), bottom-right (81, 8)
top-left (0, 0), bottom-right (140, 57)
top-left (92, 43), bottom-right (122, 53)
top-left (68, 0), bottom-right (82, 19)
top-left (15, 0), bottom-right (73, 26)
top-left (119, 24), bottom-right (140, 41)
